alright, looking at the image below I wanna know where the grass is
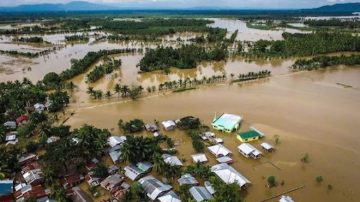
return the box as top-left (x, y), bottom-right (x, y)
top-left (172, 87), bottom-right (197, 93)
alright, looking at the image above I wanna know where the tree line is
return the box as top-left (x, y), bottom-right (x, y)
top-left (292, 54), bottom-right (360, 70)
top-left (86, 56), bottom-right (121, 83)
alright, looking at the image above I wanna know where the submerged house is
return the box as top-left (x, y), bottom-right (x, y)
top-left (100, 174), bottom-right (124, 192)
top-left (189, 186), bottom-right (214, 202)
top-left (237, 127), bottom-right (264, 142)
top-left (162, 120), bottom-right (176, 131)
top-left (279, 195), bottom-right (295, 202)
top-left (177, 174), bottom-right (198, 186)
top-left (158, 190), bottom-right (181, 202)
top-left (238, 143), bottom-right (262, 159)
top-left (212, 113), bottom-right (242, 133)
top-left (211, 163), bottom-right (251, 189)
top-left (162, 154), bottom-right (183, 166)
top-left (139, 176), bottom-right (172, 201)
top-left (22, 169), bottom-right (44, 186)
top-left (207, 144), bottom-right (232, 157)
top-left (108, 145), bottom-right (122, 163)
top-left (191, 153), bottom-right (208, 163)
top-left (107, 136), bottom-right (127, 148)
top-left (216, 156), bottom-right (233, 164)
top-left (124, 162), bottom-right (152, 181)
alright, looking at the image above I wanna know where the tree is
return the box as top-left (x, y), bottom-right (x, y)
top-left (114, 83), bottom-right (121, 97)
top-left (93, 164), bottom-right (109, 179)
top-left (43, 72), bottom-right (61, 89)
top-left (301, 153), bottom-right (310, 163)
top-left (48, 91), bottom-right (70, 113)
top-left (316, 176), bottom-right (324, 184)
top-left (267, 176), bottom-right (276, 187)
top-left (50, 183), bottom-right (71, 202)
top-left (121, 119), bottom-right (145, 133)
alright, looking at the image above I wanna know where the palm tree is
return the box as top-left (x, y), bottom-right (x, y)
top-left (121, 85), bottom-right (129, 97)
top-left (114, 83), bottom-right (121, 97)
top-left (152, 153), bottom-right (166, 173)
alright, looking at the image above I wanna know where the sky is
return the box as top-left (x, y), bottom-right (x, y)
top-left (0, 0), bottom-right (359, 9)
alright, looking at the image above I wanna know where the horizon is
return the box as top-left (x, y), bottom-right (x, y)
top-left (0, 0), bottom-right (359, 9)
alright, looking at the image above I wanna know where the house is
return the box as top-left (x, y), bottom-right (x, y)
top-left (162, 154), bottom-right (183, 166)
top-left (14, 184), bottom-right (48, 201)
top-left (34, 103), bottom-right (46, 113)
top-left (71, 186), bottom-right (93, 202)
top-left (61, 174), bottom-right (84, 189)
top-left (46, 136), bottom-right (60, 144)
top-left (22, 161), bottom-right (42, 173)
top-left (100, 174), bottom-right (123, 192)
top-left (238, 143), bottom-right (262, 159)
top-left (261, 142), bottom-right (274, 152)
top-left (216, 156), bottom-right (234, 164)
top-left (139, 176), bottom-right (172, 201)
top-left (191, 153), bottom-right (208, 163)
top-left (204, 181), bottom-right (215, 195)
top-left (108, 145), bottom-right (122, 163)
top-left (211, 163), bottom-right (250, 189)
top-left (18, 154), bottom-right (38, 165)
top-left (0, 179), bottom-right (14, 196)
top-left (107, 136), bottom-right (127, 147)
top-left (189, 186), bottom-right (214, 202)
top-left (5, 132), bottom-right (17, 142)
top-left (214, 138), bottom-right (223, 144)
top-left (145, 123), bottom-right (158, 132)
top-left (16, 115), bottom-right (29, 125)
top-left (207, 144), bottom-right (232, 157)
top-left (22, 169), bottom-right (44, 186)
top-left (279, 195), bottom-right (295, 202)
top-left (3, 121), bottom-right (16, 129)
top-left (237, 127), bottom-right (264, 142)
top-left (211, 113), bottom-right (242, 133)
top-left (124, 165), bottom-right (144, 181)
top-left (178, 174), bottom-right (198, 186)
top-left (162, 120), bottom-right (176, 131)
top-left (201, 131), bottom-right (215, 140)
top-left (108, 165), bottom-right (119, 175)
top-left (158, 190), bottom-right (181, 202)
top-left (137, 162), bottom-right (153, 173)
top-left (85, 174), bottom-right (100, 187)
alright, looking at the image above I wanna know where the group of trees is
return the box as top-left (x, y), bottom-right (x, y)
top-left (231, 70), bottom-right (271, 83)
top-left (0, 49), bottom-right (53, 58)
top-left (304, 19), bottom-right (360, 29)
top-left (60, 49), bottom-right (139, 81)
top-left (246, 32), bottom-right (360, 57)
top-left (14, 36), bottom-right (46, 43)
top-left (65, 34), bottom-right (89, 42)
top-left (159, 75), bottom-right (227, 91)
top-left (118, 118), bottom-right (145, 133)
top-left (86, 57), bottom-right (122, 83)
top-left (138, 45), bottom-right (228, 72)
top-left (292, 54), bottom-right (360, 70)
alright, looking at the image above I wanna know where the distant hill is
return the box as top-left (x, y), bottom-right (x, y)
top-left (303, 2), bottom-right (360, 13)
top-left (0, 1), bottom-right (116, 12)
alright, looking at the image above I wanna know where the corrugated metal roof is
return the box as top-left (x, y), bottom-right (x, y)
top-left (189, 186), bottom-right (213, 202)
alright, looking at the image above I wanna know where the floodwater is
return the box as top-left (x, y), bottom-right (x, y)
top-left (67, 67), bottom-right (360, 202)
top-left (207, 18), bottom-right (306, 41)
top-left (1, 18), bottom-right (360, 202)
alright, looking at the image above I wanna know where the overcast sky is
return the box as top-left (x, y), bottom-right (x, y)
top-left (0, 0), bottom-right (358, 9)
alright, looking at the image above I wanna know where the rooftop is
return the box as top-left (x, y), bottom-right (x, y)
top-left (208, 144), bottom-right (232, 157)
top-left (212, 113), bottom-right (242, 131)
top-left (189, 186), bottom-right (214, 202)
top-left (139, 176), bottom-right (172, 201)
top-left (211, 163), bottom-right (250, 188)
top-left (238, 129), bottom-right (263, 140)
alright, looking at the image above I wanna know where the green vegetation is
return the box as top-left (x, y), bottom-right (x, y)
top-left (65, 34), bottom-right (89, 42)
top-left (48, 91), bottom-right (70, 113)
top-left (138, 45), bottom-right (227, 72)
top-left (292, 55), bottom-right (360, 71)
top-left (301, 153), bottom-right (310, 163)
top-left (87, 57), bottom-right (121, 83)
top-left (0, 49), bottom-right (52, 58)
top-left (316, 176), bottom-right (324, 184)
top-left (42, 72), bottom-right (62, 89)
top-left (267, 176), bottom-right (277, 187)
top-left (231, 70), bottom-right (271, 83)
top-left (177, 116), bottom-right (201, 130)
top-left (60, 49), bottom-right (138, 81)
top-left (118, 118), bottom-right (145, 133)
top-left (304, 19), bottom-right (360, 29)
top-left (14, 36), bottom-right (48, 44)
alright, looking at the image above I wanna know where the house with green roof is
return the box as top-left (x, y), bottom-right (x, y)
top-left (237, 127), bottom-right (264, 142)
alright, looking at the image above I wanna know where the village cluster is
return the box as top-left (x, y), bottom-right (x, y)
top-left (1, 108), bottom-right (295, 202)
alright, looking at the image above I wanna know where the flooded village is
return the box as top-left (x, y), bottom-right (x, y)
top-left (0, 3), bottom-right (360, 202)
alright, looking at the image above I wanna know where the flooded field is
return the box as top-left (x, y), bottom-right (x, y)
top-left (1, 17), bottom-right (360, 202)
top-left (67, 67), bottom-right (360, 202)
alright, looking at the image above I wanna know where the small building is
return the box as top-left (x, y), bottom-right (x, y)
top-left (162, 154), bottom-right (183, 166)
top-left (191, 153), bottom-right (208, 163)
top-left (201, 131), bottom-right (215, 140)
top-left (204, 181), bottom-right (215, 195)
top-left (108, 145), bottom-right (122, 163)
top-left (108, 165), bottom-right (119, 175)
top-left (107, 136), bottom-right (127, 147)
top-left (211, 163), bottom-right (251, 189)
top-left (207, 144), bottom-right (232, 157)
top-left (237, 127), bottom-right (264, 142)
top-left (61, 174), bottom-right (84, 189)
top-left (162, 120), bottom-right (176, 131)
top-left (22, 169), bottom-right (44, 186)
top-left (71, 186), bottom-right (93, 202)
top-left (3, 121), bottom-right (16, 129)
top-left (0, 179), bottom-right (14, 197)
top-left (261, 142), bottom-right (274, 152)
top-left (14, 184), bottom-right (48, 201)
top-left (279, 195), bottom-right (295, 202)
top-left (212, 113), bottom-right (242, 133)
top-left (124, 165), bottom-right (144, 181)
top-left (214, 137), bottom-right (224, 144)
top-left (238, 143), bottom-right (262, 159)
top-left (139, 176), bottom-right (172, 201)
top-left (16, 115), bottom-right (29, 125)
top-left (189, 186), bottom-right (214, 202)
top-left (85, 174), bottom-right (100, 187)
top-left (177, 173), bottom-right (198, 186)
top-left (158, 190), bottom-right (181, 202)
top-left (18, 154), bottom-right (38, 165)
top-left (34, 103), bottom-right (46, 113)
top-left (144, 123), bottom-right (158, 132)
top-left (100, 174), bottom-right (124, 192)
top-left (136, 162), bottom-right (153, 173)
top-left (5, 132), bottom-right (17, 142)
top-left (216, 156), bottom-right (234, 164)
top-left (46, 136), bottom-right (60, 144)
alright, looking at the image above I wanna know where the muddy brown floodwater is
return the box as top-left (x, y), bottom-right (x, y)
top-left (66, 66), bottom-right (360, 202)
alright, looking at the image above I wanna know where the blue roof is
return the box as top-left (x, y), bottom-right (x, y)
top-left (0, 180), bottom-right (13, 196)
top-left (212, 113), bottom-right (242, 131)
